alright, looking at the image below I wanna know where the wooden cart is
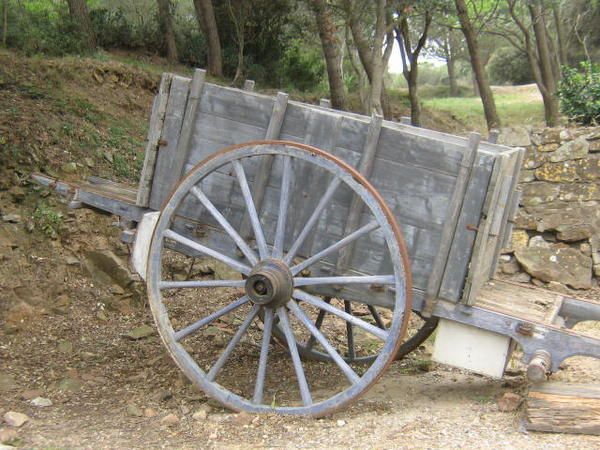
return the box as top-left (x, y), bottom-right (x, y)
top-left (33, 69), bottom-right (600, 416)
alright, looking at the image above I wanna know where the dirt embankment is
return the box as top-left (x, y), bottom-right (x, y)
top-left (1, 51), bottom-right (600, 449)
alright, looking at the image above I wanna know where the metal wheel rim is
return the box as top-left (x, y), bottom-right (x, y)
top-left (147, 140), bottom-right (412, 416)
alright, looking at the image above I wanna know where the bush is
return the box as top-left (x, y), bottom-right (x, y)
top-left (488, 47), bottom-right (534, 85)
top-left (90, 8), bottom-right (133, 49)
top-left (558, 62), bottom-right (600, 125)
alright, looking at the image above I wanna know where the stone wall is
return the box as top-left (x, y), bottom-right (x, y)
top-left (496, 126), bottom-right (600, 290)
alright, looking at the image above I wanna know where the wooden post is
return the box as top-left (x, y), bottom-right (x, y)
top-left (319, 98), bottom-right (331, 108)
top-left (243, 79), bottom-right (255, 91)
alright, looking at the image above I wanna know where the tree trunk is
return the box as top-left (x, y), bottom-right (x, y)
top-left (310, 0), bottom-right (347, 110)
top-left (407, 67), bottom-right (421, 126)
top-left (66, 0), bottom-right (96, 50)
top-left (157, 0), bottom-right (178, 64)
top-left (232, 37), bottom-right (244, 85)
top-left (552, 4), bottom-right (567, 66)
top-left (447, 56), bottom-right (458, 96)
top-left (455, 0), bottom-right (499, 130)
top-left (193, 0), bottom-right (223, 77)
top-left (529, 2), bottom-right (559, 126)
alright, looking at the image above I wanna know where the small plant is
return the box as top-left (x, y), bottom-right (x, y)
top-left (113, 153), bottom-right (131, 178)
top-left (558, 62), bottom-right (600, 125)
top-left (33, 203), bottom-right (63, 237)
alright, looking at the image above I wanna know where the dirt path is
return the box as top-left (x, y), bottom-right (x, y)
top-left (1, 205), bottom-right (600, 449)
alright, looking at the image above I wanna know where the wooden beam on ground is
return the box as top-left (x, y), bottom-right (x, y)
top-left (525, 383), bottom-right (600, 435)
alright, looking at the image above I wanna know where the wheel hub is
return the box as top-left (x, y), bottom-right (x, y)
top-left (245, 259), bottom-right (293, 308)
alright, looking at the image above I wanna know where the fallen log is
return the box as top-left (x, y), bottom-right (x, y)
top-left (525, 382), bottom-right (600, 435)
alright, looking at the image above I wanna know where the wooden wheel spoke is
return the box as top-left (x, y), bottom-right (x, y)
top-left (290, 221), bottom-right (379, 275)
top-left (232, 160), bottom-right (269, 259)
top-left (277, 306), bottom-right (312, 406)
top-left (288, 301), bottom-right (360, 385)
top-left (368, 305), bottom-right (386, 329)
top-left (253, 307), bottom-right (274, 405)
top-left (293, 289), bottom-right (389, 341)
top-left (284, 177), bottom-right (341, 264)
top-left (190, 185), bottom-right (258, 265)
top-left (304, 297), bottom-right (331, 352)
top-left (207, 305), bottom-right (260, 381)
top-left (163, 229), bottom-right (251, 275)
top-left (272, 156), bottom-right (293, 259)
top-left (293, 275), bottom-right (395, 287)
top-left (344, 300), bottom-right (356, 361)
top-left (174, 296), bottom-right (250, 342)
top-left (160, 279), bottom-right (245, 290)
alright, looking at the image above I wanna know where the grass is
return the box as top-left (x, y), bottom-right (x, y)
top-left (423, 87), bottom-right (545, 133)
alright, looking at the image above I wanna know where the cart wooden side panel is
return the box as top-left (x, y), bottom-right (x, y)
top-left (136, 72), bottom-right (513, 309)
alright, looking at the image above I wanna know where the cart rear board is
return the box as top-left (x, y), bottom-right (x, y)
top-left (32, 69), bottom-right (600, 416)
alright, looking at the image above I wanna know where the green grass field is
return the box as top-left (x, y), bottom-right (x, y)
top-left (423, 84), bottom-right (545, 133)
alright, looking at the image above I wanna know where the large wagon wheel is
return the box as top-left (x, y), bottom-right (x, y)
top-left (147, 141), bottom-right (412, 416)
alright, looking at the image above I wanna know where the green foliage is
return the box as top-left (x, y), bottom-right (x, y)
top-left (33, 202), bottom-right (63, 237)
top-left (487, 47), bottom-right (533, 85)
top-left (7, 3), bottom-right (88, 56)
top-left (276, 38), bottom-right (325, 92)
top-left (558, 62), bottom-right (600, 125)
top-left (90, 8), bottom-right (133, 49)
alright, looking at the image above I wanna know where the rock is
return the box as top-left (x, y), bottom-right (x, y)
top-left (153, 389), bottom-right (172, 402)
top-left (0, 428), bottom-right (17, 444)
top-left (30, 397), bottom-right (52, 407)
top-left (498, 127), bottom-right (531, 147)
top-left (559, 184), bottom-right (600, 202)
top-left (557, 223), bottom-right (594, 242)
top-left (126, 403), bottom-right (143, 417)
top-left (535, 162), bottom-right (578, 183)
top-left (523, 147), bottom-right (547, 169)
top-left (20, 389), bottom-right (43, 400)
top-left (547, 281), bottom-right (570, 294)
top-left (192, 410), bottom-right (208, 421)
top-left (58, 377), bottom-right (83, 393)
top-left (8, 186), bottom-right (25, 203)
top-left (589, 139), bottom-right (600, 152)
top-left (515, 246), bottom-right (592, 289)
top-left (508, 272), bottom-right (531, 284)
top-left (519, 169), bottom-right (535, 183)
top-left (550, 137), bottom-right (589, 162)
top-left (1, 214), bottom-right (21, 224)
top-left (500, 259), bottom-right (520, 275)
top-left (521, 182), bottom-right (560, 206)
top-left (143, 408), bottom-right (157, 418)
top-left (541, 128), bottom-right (561, 144)
top-left (57, 340), bottom-right (73, 353)
top-left (231, 412), bottom-right (253, 426)
top-left (336, 419), bottom-right (346, 427)
top-left (103, 152), bottom-right (114, 164)
top-left (3, 412), bottom-right (29, 428)
top-left (528, 235), bottom-right (551, 248)
top-left (160, 413), bottom-right (179, 426)
top-left (497, 392), bottom-right (522, 412)
top-left (84, 157), bottom-right (95, 168)
top-left (124, 324), bottom-right (155, 340)
top-left (60, 162), bottom-right (77, 174)
top-left (213, 261), bottom-right (243, 281)
top-left (82, 250), bottom-right (134, 288)
top-left (509, 230), bottom-right (529, 252)
top-left (0, 374), bottom-right (17, 393)
top-left (576, 155), bottom-right (600, 180)
top-left (594, 264), bottom-right (600, 278)
top-left (65, 255), bottom-right (80, 266)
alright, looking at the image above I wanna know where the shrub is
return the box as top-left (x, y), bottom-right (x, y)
top-left (488, 47), bottom-right (534, 85)
top-left (558, 62), bottom-right (600, 125)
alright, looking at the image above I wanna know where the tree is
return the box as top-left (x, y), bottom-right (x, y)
top-left (454, 0), bottom-right (500, 130)
top-left (66, 0), bottom-right (96, 50)
top-left (505, 0), bottom-right (559, 126)
top-left (2, 0), bottom-right (7, 48)
top-left (394, 2), bottom-right (433, 126)
top-left (226, 0), bottom-right (250, 85)
top-left (310, 0), bottom-right (347, 110)
top-left (157, 0), bottom-right (178, 64)
top-left (193, 0), bottom-right (223, 77)
top-left (343, 0), bottom-right (394, 117)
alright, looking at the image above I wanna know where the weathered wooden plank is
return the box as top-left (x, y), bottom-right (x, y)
top-left (437, 149), bottom-right (496, 302)
top-left (526, 382), bottom-right (600, 435)
top-left (489, 148), bottom-right (525, 277)
top-left (238, 92), bottom-right (289, 239)
top-left (136, 73), bottom-right (172, 207)
top-left (422, 133), bottom-right (480, 315)
top-left (461, 151), bottom-right (514, 305)
top-left (149, 75), bottom-right (191, 210)
top-left (171, 69), bottom-right (206, 183)
top-left (319, 98), bottom-right (331, 108)
top-left (336, 114), bottom-right (383, 274)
